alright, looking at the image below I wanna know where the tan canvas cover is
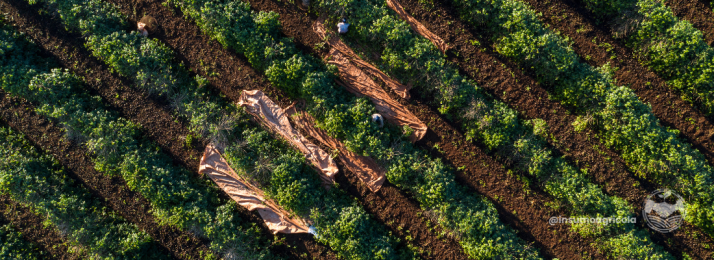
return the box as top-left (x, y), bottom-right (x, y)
top-left (238, 90), bottom-right (338, 186)
top-left (313, 19), bottom-right (411, 99)
top-left (199, 145), bottom-right (310, 234)
top-left (313, 21), bottom-right (427, 142)
top-left (286, 107), bottom-right (386, 193)
top-left (385, 0), bottom-right (449, 54)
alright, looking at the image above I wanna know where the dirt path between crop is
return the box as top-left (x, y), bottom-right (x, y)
top-left (0, 89), bottom-right (207, 260)
top-left (0, 195), bottom-right (78, 260)
top-left (103, 0), bottom-right (461, 258)
top-left (0, 1), bottom-right (316, 259)
top-left (552, 0), bottom-right (714, 180)
top-left (395, 0), bottom-right (714, 258)
top-left (522, 0), bottom-right (714, 254)
top-left (664, 0), bottom-right (714, 46)
top-left (220, 0), bottom-right (621, 258)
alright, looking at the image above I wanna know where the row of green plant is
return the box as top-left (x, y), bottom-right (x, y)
top-left (307, 0), bottom-right (672, 258)
top-left (0, 20), bottom-right (276, 260)
top-left (0, 123), bottom-right (170, 259)
top-left (167, 0), bottom-right (544, 258)
top-left (442, 0), bottom-right (714, 238)
top-left (0, 222), bottom-right (45, 259)
top-left (581, 0), bottom-right (714, 115)
top-left (22, 0), bottom-right (412, 258)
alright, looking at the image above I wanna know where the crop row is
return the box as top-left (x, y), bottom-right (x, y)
top-left (0, 17), bottom-right (276, 260)
top-left (166, 0), bottom-right (545, 258)
top-left (582, 0), bottom-right (714, 116)
top-left (0, 118), bottom-right (167, 258)
top-left (309, 0), bottom-right (671, 258)
top-left (0, 221), bottom-right (43, 259)
top-left (24, 0), bottom-right (415, 258)
top-left (443, 0), bottom-right (714, 239)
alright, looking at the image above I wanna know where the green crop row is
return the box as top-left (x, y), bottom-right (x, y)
top-left (0, 222), bottom-right (44, 260)
top-left (0, 123), bottom-right (170, 259)
top-left (444, 0), bottom-right (714, 239)
top-left (309, 0), bottom-right (671, 258)
top-left (166, 0), bottom-right (542, 258)
top-left (0, 21), bottom-right (275, 260)
top-left (23, 0), bottom-right (412, 258)
top-left (583, 0), bottom-right (714, 116)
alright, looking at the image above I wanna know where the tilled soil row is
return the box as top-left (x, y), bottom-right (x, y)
top-left (522, 0), bottom-right (714, 253)
top-left (107, 0), bottom-right (461, 258)
top-left (396, 0), bottom-right (714, 258)
top-left (0, 195), bottom-right (78, 260)
top-left (536, 0), bottom-right (714, 170)
top-left (204, 0), bottom-right (612, 258)
top-left (0, 89), bottom-right (206, 260)
top-left (664, 0), bottom-right (714, 46)
top-left (0, 1), bottom-right (314, 259)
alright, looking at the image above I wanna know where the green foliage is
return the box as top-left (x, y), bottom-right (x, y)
top-left (0, 125), bottom-right (168, 259)
top-left (0, 22), bottom-right (276, 260)
top-left (21, 0), bottom-right (409, 258)
top-left (0, 223), bottom-right (44, 260)
top-left (584, 0), bottom-right (714, 116)
top-left (167, 0), bottom-right (542, 258)
top-left (450, 0), bottom-right (714, 248)
top-left (311, 0), bottom-right (674, 258)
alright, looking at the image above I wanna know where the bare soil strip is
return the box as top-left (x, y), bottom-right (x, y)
top-left (395, 0), bottom-right (714, 258)
top-left (228, 0), bottom-right (617, 258)
top-left (0, 89), bottom-right (208, 260)
top-left (0, 1), bottom-right (315, 259)
top-left (394, 0), bottom-right (707, 255)
top-left (0, 195), bottom-right (78, 260)
top-left (522, 0), bottom-right (714, 250)
top-left (663, 0), bottom-right (714, 46)
top-left (103, 0), bottom-right (463, 258)
top-left (544, 0), bottom-right (714, 189)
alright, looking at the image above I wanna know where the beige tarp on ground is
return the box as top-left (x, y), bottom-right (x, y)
top-left (313, 21), bottom-right (427, 142)
top-left (238, 90), bottom-right (338, 186)
top-left (287, 107), bottom-right (386, 193)
top-left (385, 0), bottom-right (449, 54)
top-left (199, 145), bottom-right (310, 234)
top-left (313, 19), bottom-right (411, 99)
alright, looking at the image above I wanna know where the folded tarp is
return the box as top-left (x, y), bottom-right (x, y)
top-left (385, 0), bottom-right (449, 54)
top-left (286, 107), bottom-right (387, 193)
top-left (238, 89), bottom-right (338, 186)
top-left (199, 145), bottom-right (310, 234)
top-left (313, 20), bottom-right (428, 142)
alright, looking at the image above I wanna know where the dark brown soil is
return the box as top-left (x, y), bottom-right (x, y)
top-left (551, 0), bottom-right (714, 182)
top-left (191, 0), bottom-right (615, 258)
top-left (0, 195), bottom-right (79, 260)
top-left (393, 0), bottom-right (714, 258)
top-left (520, 0), bottom-right (714, 256)
top-left (0, 1), bottom-right (309, 259)
top-left (0, 89), bottom-right (207, 260)
top-left (664, 0), bottom-right (714, 46)
top-left (101, 0), bottom-right (457, 258)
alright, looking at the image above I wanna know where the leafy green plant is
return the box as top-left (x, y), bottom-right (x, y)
top-left (166, 0), bottom-right (542, 258)
top-left (0, 223), bottom-right (44, 260)
top-left (0, 22), bottom-right (277, 260)
top-left (448, 0), bottom-right (714, 245)
top-left (0, 124), bottom-right (169, 259)
top-left (16, 1), bottom-right (409, 258)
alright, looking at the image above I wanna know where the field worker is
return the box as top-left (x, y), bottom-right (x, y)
top-left (137, 15), bottom-right (157, 36)
top-left (371, 114), bottom-right (384, 128)
top-left (337, 18), bottom-right (349, 34)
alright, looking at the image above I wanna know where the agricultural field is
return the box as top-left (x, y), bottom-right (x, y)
top-left (1, 0), bottom-right (713, 258)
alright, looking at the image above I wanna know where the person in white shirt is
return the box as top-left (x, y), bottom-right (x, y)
top-left (337, 18), bottom-right (350, 34)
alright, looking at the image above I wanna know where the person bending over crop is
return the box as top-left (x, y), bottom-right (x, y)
top-left (137, 16), bottom-right (157, 36)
